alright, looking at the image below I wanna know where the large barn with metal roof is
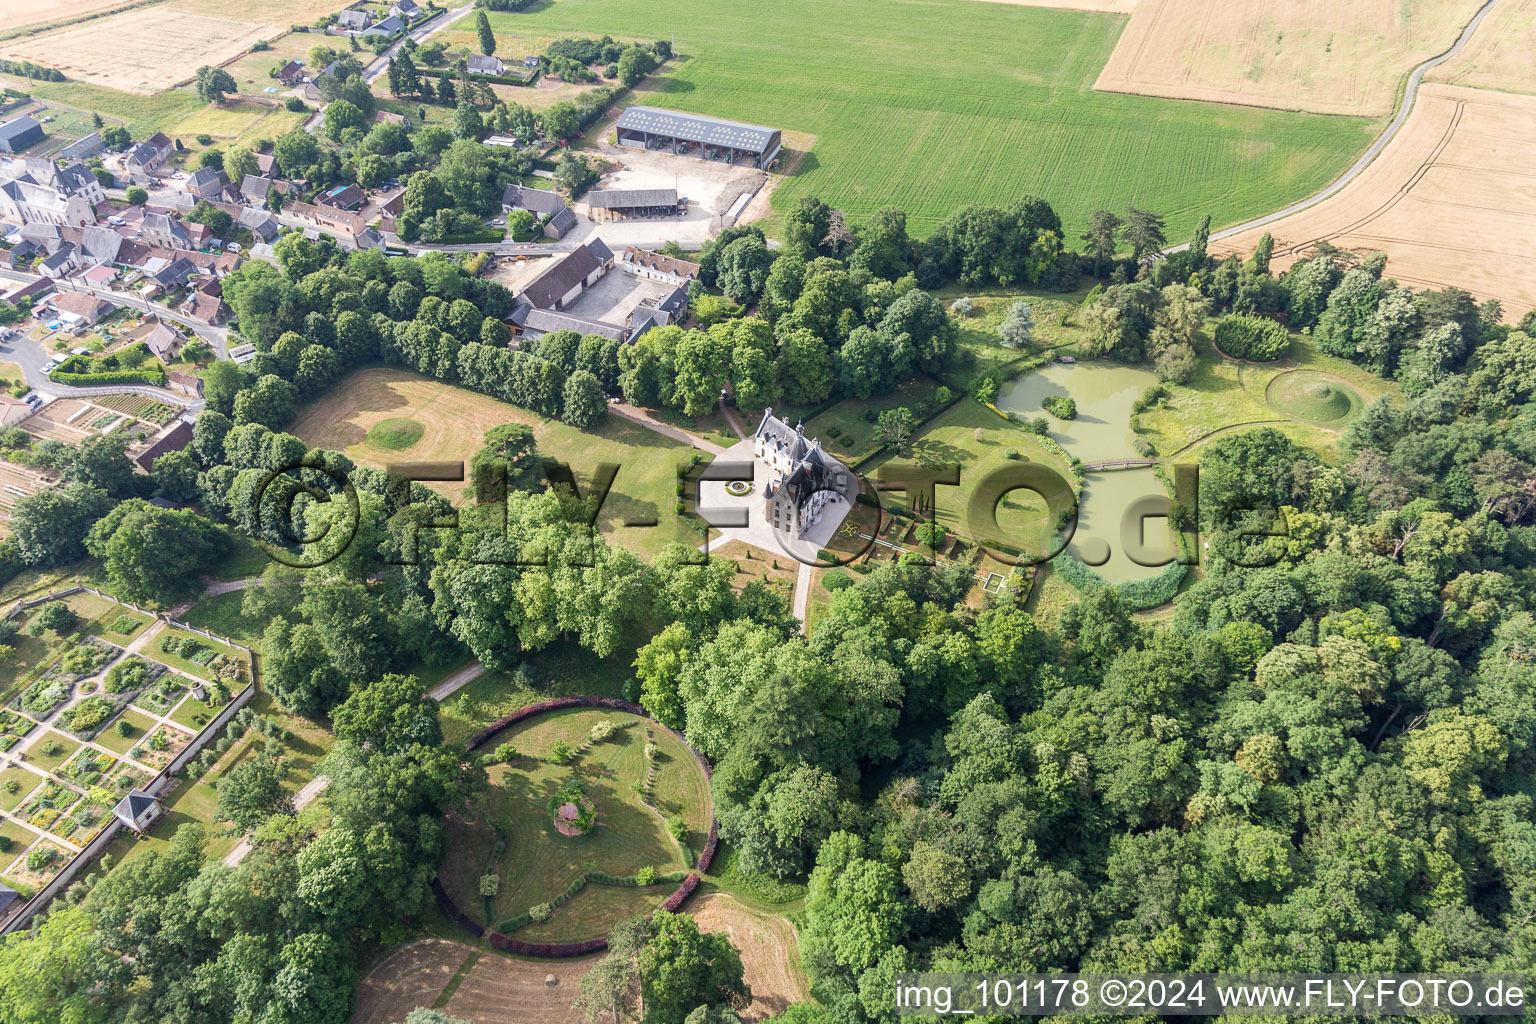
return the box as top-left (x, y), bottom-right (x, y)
top-left (614, 106), bottom-right (783, 169)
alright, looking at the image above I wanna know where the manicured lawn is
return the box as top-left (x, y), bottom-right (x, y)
top-left (290, 368), bottom-right (698, 559)
top-left (0, 765), bottom-right (44, 813)
top-left (22, 733), bottom-right (80, 776)
top-left (439, 709), bottom-right (710, 941)
top-left (0, 817), bottom-right (36, 872)
top-left (94, 709), bottom-right (160, 757)
top-left (803, 376), bottom-right (947, 466)
top-left (866, 398), bottom-right (1075, 561)
top-left (1136, 334), bottom-right (1395, 460)
top-left (437, 640), bottom-right (637, 746)
top-left (491, 0), bottom-right (1377, 239)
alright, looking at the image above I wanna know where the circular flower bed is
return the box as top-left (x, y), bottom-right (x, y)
top-left (724, 479), bottom-right (752, 497)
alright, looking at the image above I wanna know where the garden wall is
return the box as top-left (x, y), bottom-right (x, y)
top-left (0, 588), bottom-right (256, 935)
top-left (0, 678), bottom-right (255, 935)
top-left (440, 696), bottom-right (719, 957)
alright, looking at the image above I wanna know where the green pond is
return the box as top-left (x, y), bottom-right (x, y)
top-left (997, 361), bottom-right (1175, 583)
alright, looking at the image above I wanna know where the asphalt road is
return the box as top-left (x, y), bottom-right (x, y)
top-left (1166, 0), bottom-right (1506, 254)
top-left (362, 3), bottom-right (477, 85)
top-left (0, 268), bottom-right (224, 400)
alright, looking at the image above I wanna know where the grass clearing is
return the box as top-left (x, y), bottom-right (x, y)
top-left (1137, 335), bottom-right (1390, 456)
top-left (0, 765), bottom-right (44, 813)
top-left (22, 733), bottom-right (80, 775)
top-left (439, 708), bottom-right (711, 942)
top-left (290, 367), bottom-right (695, 559)
top-left (93, 709), bottom-right (160, 756)
top-left (437, 640), bottom-right (635, 746)
top-left (183, 591), bottom-right (266, 648)
top-left (867, 398), bottom-right (1076, 560)
top-left (492, 0), bottom-right (1377, 239)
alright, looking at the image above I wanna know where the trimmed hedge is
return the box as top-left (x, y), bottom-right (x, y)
top-left (1049, 551), bottom-right (1187, 611)
top-left (1212, 314), bottom-right (1289, 362)
top-left (446, 697), bottom-right (717, 957)
top-left (51, 368), bottom-right (166, 387)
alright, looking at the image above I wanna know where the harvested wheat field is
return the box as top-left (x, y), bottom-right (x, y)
top-left (1428, 0), bottom-right (1536, 95)
top-left (1095, 0), bottom-right (1484, 116)
top-left (690, 894), bottom-right (809, 1022)
top-left (442, 949), bottom-right (596, 1024)
top-left (351, 939), bottom-right (476, 1024)
top-left (0, 0), bottom-right (136, 33)
top-left (0, 7), bottom-right (281, 93)
top-left (1213, 84), bottom-right (1536, 316)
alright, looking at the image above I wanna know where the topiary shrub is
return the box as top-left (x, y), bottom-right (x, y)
top-left (1213, 313), bottom-right (1289, 361)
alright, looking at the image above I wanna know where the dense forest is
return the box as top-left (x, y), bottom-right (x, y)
top-left (1, 190), bottom-right (1533, 1023)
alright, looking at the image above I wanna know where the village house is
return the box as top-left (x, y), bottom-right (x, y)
top-left (0, 395), bottom-right (31, 428)
top-left (336, 8), bottom-right (371, 30)
top-left (361, 14), bottom-right (405, 37)
top-left (390, 0), bottom-right (420, 18)
top-left (179, 282), bottom-right (227, 326)
top-left (49, 291), bottom-right (115, 325)
top-left (500, 183), bottom-right (575, 238)
top-left (466, 54), bottom-right (506, 76)
top-left (124, 132), bottom-right (175, 175)
top-left (620, 247), bottom-right (700, 287)
top-left (315, 183), bottom-right (364, 211)
top-left (138, 212), bottom-right (194, 250)
top-left (133, 320), bottom-right (184, 361)
top-left (132, 421), bottom-right (194, 473)
top-left (277, 60), bottom-right (304, 86)
top-left (185, 167), bottom-right (229, 200)
top-left (36, 242), bottom-right (79, 279)
top-left (238, 206), bottom-right (280, 241)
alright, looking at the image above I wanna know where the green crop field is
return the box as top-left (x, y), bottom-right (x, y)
top-left (490, 0), bottom-right (1378, 239)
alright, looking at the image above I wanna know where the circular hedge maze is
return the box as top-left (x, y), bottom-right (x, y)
top-left (439, 707), bottom-right (713, 946)
top-left (1266, 370), bottom-right (1363, 427)
top-left (365, 417), bottom-right (425, 451)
